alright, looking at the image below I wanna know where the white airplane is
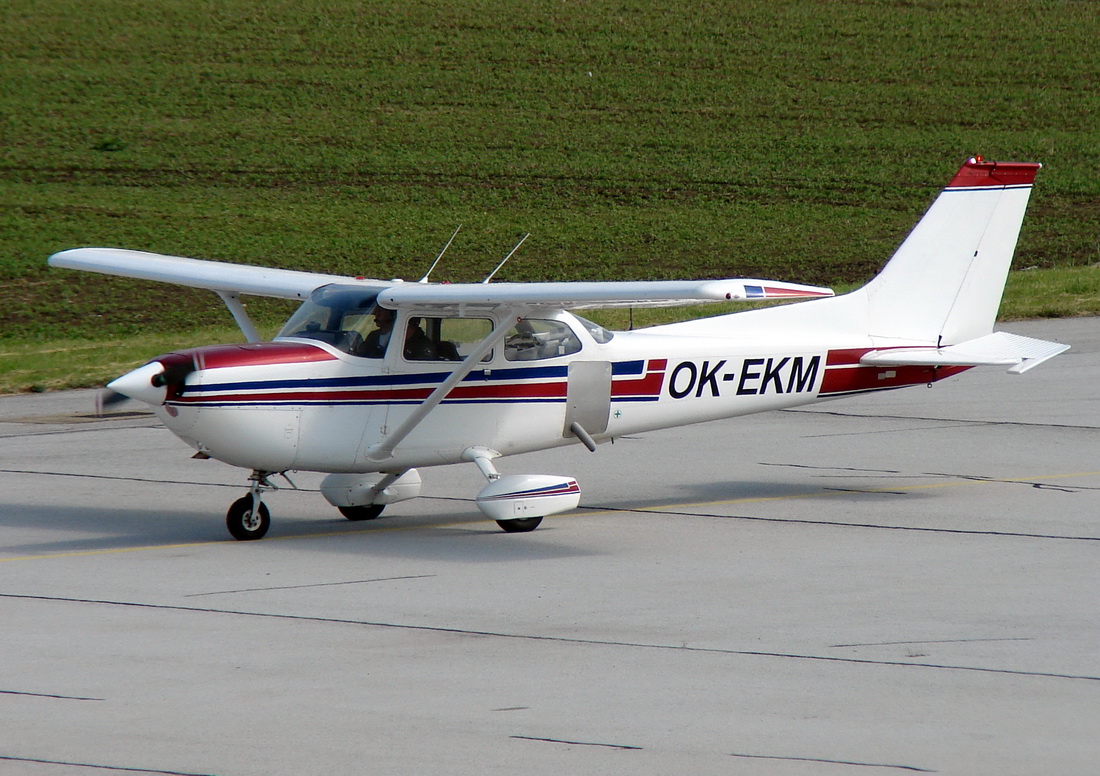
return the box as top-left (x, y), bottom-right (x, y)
top-left (49, 156), bottom-right (1068, 540)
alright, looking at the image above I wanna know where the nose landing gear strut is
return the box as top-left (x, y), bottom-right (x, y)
top-left (226, 471), bottom-right (281, 540)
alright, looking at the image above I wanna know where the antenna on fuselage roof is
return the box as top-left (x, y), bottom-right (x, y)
top-left (418, 224), bottom-right (462, 284)
top-left (482, 233), bottom-right (529, 284)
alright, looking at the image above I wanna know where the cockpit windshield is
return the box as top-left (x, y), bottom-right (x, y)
top-left (276, 285), bottom-right (384, 356)
top-left (573, 314), bottom-right (615, 344)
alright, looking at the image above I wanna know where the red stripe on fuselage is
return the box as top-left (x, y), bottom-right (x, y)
top-left (175, 380), bottom-right (571, 406)
top-left (174, 342), bottom-right (337, 369)
top-left (449, 382), bottom-right (567, 401)
top-left (826, 348), bottom-right (872, 367)
top-left (821, 349), bottom-right (970, 395)
top-left (174, 354), bottom-right (671, 407)
top-left (613, 358), bottom-right (667, 398)
top-left (612, 372), bottom-right (664, 397)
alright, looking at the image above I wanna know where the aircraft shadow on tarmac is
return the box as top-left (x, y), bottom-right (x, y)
top-left (0, 471), bottom-right (943, 557)
top-left (582, 476), bottom-right (930, 514)
top-left (0, 500), bottom-right (600, 562)
top-left (0, 501), bottom-right (253, 552)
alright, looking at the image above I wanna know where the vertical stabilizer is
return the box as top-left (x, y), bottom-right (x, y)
top-left (864, 157), bottom-right (1041, 345)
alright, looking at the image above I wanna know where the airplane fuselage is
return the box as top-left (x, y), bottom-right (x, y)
top-left (149, 309), bottom-right (965, 475)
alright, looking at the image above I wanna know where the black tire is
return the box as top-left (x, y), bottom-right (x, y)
top-left (496, 517), bottom-right (543, 533)
top-left (226, 496), bottom-right (271, 541)
top-left (338, 504), bottom-right (385, 521)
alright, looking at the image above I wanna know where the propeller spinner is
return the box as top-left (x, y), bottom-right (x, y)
top-left (100, 355), bottom-right (197, 411)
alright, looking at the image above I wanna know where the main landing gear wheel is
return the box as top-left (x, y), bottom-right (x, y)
top-left (496, 517), bottom-right (542, 533)
top-left (226, 496), bottom-right (271, 541)
top-left (338, 504), bottom-right (386, 521)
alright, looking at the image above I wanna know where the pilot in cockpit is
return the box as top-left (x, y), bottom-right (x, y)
top-left (402, 317), bottom-right (437, 360)
top-left (364, 307), bottom-right (437, 360)
top-left (362, 306), bottom-right (395, 357)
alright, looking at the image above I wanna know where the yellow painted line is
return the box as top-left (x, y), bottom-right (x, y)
top-left (3, 471), bottom-right (1097, 564)
top-left (0, 515), bottom-right (481, 564)
top-left (0, 540), bottom-right (224, 564)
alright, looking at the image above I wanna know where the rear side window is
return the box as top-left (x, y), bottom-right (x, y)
top-left (404, 317), bottom-right (495, 362)
top-left (504, 319), bottom-right (582, 361)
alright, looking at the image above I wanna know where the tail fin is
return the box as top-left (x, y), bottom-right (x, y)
top-left (645, 157), bottom-right (1047, 356)
top-left (864, 156), bottom-right (1041, 345)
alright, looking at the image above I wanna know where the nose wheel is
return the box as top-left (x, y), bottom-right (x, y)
top-left (226, 495), bottom-right (271, 540)
top-left (226, 471), bottom-right (280, 540)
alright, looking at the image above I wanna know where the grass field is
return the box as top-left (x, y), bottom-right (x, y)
top-left (1, 0), bottom-right (1097, 392)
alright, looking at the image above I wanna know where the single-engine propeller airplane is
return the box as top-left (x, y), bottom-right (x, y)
top-left (49, 156), bottom-right (1068, 540)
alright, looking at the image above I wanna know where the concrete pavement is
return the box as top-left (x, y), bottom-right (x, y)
top-left (1, 317), bottom-right (1097, 775)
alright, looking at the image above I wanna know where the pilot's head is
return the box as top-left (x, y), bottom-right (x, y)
top-left (372, 306), bottom-right (395, 329)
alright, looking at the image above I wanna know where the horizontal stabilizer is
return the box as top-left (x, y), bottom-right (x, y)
top-left (861, 332), bottom-right (1070, 374)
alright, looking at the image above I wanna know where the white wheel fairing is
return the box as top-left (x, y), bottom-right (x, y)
top-left (476, 475), bottom-right (581, 521)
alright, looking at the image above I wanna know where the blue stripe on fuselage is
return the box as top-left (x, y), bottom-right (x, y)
top-left (187, 360), bottom-right (647, 394)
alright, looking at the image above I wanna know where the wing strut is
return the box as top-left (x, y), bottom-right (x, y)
top-left (365, 315), bottom-right (519, 463)
top-left (215, 291), bottom-right (261, 343)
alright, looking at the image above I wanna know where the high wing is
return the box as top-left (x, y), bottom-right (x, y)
top-left (49, 247), bottom-right (835, 311)
top-left (377, 279), bottom-right (833, 311)
top-left (48, 247), bottom-right (380, 299)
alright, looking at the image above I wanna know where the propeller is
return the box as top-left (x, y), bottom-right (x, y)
top-left (95, 353), bottom-right (198, 415)
top-left (95, 387), bottom-right (132, 416)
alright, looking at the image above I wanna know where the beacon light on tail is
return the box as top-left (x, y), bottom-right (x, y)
top-left (49, 156), bottom-right (1066, 541)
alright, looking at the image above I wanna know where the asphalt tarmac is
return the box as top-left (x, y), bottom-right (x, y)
top-left (1, 317), bottom-right (1097, 775)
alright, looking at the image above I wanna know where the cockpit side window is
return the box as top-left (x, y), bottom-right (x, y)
top-left (504, 319), bottom-right (582, 361)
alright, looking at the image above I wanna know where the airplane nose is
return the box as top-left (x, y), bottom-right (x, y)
top-left (106, 361), bottom-right (168, 406)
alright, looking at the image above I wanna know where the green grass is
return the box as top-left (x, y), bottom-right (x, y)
top-left (0, 327), bottom-right (245, 395)
top-left (1, 0), bottom-right (1097, 391)
top-left (1000, 265), bottom-right (1100, 320)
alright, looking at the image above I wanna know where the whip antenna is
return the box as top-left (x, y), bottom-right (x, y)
top-left (419, 224), bottom-right (462, 283)
top-left (482, 233), bottom-right (529, 284)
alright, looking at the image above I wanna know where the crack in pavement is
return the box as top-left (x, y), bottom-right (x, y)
top-left (730, 751), bottom-right (935, 772)
top-left (4, 593), bottom-right (1098, 685)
